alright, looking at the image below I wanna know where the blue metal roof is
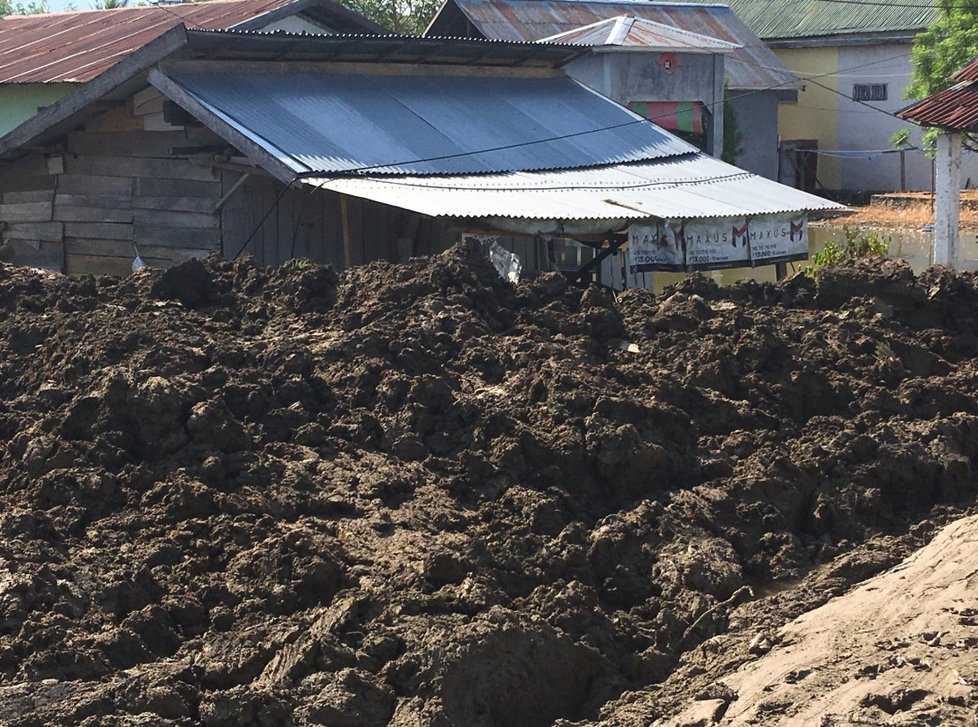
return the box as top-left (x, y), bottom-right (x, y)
top-left (159, 68), bottom-right (696, 175)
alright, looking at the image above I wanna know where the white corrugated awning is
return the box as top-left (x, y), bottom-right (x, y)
top-left (304, 154), bottom-right (841, 230)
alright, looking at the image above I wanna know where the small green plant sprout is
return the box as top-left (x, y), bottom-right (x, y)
top-left (801, 227), bottom-right (890, 279)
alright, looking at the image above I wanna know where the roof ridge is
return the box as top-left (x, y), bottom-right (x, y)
top-left (0, 0), bottom-right (285, 20)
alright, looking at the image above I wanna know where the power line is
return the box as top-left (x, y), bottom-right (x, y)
top-left (232, 44), bottom-right (919, 248)
top-left (806, 0), bottom-right (947, 10)
top-left (307, 51), bottom-right (914, 179)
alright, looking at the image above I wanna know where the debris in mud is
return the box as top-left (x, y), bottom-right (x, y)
top-left (0, 244), bottom-right (976, 726)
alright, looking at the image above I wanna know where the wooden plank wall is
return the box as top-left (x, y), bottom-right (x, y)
top-left (223, 175), bottom-right (458, 272)
top-left (0, 84), bottom-right (548, 277)
top-left (0, 86), bottom-right (226, 275)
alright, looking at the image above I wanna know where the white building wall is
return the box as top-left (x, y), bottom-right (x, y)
top-left (835, 43), bottom-right (978, 192)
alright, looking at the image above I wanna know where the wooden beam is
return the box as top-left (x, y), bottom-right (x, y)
top-left (213, 173), bottom-right (250, 213)
top-left (148, 68), bottom-right (300, 186)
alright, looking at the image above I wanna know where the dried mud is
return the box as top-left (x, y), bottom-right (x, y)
top-left (0, 243), bottom-right (976, 726)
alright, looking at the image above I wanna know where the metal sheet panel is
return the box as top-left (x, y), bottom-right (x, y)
top-left (428, 0), bottom-right (800, 89)
top-left (677, 0), bottom-right (938, 40)
top-left (897, 81), bottom-right (978, 131)
top-left (539, 16), bottom-right (739, 51)
top-left (0, 0), bottom-right (302, 83)
top-left (304, 153), bottom-right (842, 223)
top-left (162, 68), bottom-right (697, 175)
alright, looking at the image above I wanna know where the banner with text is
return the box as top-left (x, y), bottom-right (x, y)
top-left (627, 213), bottom-right (808, 272)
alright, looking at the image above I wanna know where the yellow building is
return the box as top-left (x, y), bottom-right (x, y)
top-left (701, 0), bottom-right (948, 195)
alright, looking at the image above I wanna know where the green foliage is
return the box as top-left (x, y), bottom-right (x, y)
top-left (898, 0), bottom-right (978, 154)
top-left (801, 226), bottom-right (890, 278)
top-left (722, 86), bottom-right (744, 165)
top-left (91, 0), bottom-right (128, 8)
top-left (339, 0), bottom-right (442, 34)
top-left (0, 0), bottom-right (49, 15)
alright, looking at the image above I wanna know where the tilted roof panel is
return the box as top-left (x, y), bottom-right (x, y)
top-left (159, 67), bottom-right (697, 175)
top-left (304, 153), bottom-right (842, 220)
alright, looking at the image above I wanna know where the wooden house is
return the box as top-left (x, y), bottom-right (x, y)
top-left (0, 0), bottom-right (385, 139)
top-left (0, 28), bottom-right (837, 281)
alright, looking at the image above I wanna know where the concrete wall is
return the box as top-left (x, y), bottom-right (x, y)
top-left (776, 42), bottom-right (978, 194)
top-left (567, 51), bottom-right (784, 178)
top-left (0, 83), bottom-right (76, 138)
top-left (566, 52), bottom-right (721, 144)
top-left (776, 46), bottom-right (842, 190)
top-left (835, 43), bottom-right (978, 193)
top-left (727, 90), bottom-right (779, 179)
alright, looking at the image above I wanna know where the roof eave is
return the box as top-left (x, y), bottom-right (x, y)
top-left (0, 25), bottom-right (190, 159)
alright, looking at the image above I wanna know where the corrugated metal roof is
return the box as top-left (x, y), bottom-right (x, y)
top-left (159, 67), bottom-right (696, 175)
top-left (305, 153), bottom-right (842, 220)
top-left (0, 0), bottom-right (374, 84)
top-left (539, 15), bottom-right (739, 51)
top-left (952, 54), bottom-right (978, 83)
top-left (897, 81), bottom-right (978, 131)
top-left (425, 0), bottom-right (800, 89)
top-left (647, 0), bottom-right (941, 40)
top-left (183, 27), bottom-right (588, 67)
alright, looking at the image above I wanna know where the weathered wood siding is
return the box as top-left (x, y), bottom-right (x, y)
top-left (221, 174), bottom-right (458, 270)
top-left (0, 87), bottom-right (226, 275)
top-left (0, 84), bottom-right (544, 276)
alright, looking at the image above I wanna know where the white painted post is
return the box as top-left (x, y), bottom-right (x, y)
top-left (934, 131), bottom-right (962, 268)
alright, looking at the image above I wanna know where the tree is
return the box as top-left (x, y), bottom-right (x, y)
top-left (722, 86), bottom-right (744, 165)
top-left (899, 0), bottom-right (978, 152)
top-left (0, 0), bottom-right (49, 15)
top-left (340, 0), bottom-right (442, 34)
top-left (91, 0), bottom-right (128, 7)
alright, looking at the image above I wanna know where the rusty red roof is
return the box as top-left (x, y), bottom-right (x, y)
top-left (0, 0), bottom-right (377, 84)
top-left (951, 54), bottom-right (978, 83)
top-left (424, 0), bottom-right (800, 90)
top-left (897, 81), bottom-right (978, 131)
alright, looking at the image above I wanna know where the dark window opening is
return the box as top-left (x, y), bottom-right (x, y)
top-left (852, 83), bottom-right (887, 102)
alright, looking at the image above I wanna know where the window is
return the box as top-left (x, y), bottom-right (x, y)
top-left (852, 83), bottom-right (888, 102)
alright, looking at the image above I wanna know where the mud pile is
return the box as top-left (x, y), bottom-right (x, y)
top-left (0, 243), bottom-right (976, 726)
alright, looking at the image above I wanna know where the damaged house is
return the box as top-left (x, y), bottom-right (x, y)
top-left (0, 27), bottom-right (836, 283)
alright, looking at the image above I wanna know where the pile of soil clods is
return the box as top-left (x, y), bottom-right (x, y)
top-left (0, 243), bottom-right (976, 726)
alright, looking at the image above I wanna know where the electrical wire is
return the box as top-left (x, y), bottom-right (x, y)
top-left (226, 40), bottom-right (929, 249)
top-left (300, 51), bottom-right (918, 180)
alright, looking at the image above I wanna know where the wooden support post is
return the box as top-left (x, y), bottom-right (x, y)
top-left (934, 131), bottom-right (962, 268)
top-left (340, 194), bottom-right (353, 270)
top-left (775, 261), bottom-right (788, 280)
top-left (899, 149), bottom-right (906, 193)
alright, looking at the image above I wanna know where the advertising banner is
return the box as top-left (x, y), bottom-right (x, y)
top-left (626, 221), bottom-right (685, 272)
top-left (627, 213), bottom-right (808, 272)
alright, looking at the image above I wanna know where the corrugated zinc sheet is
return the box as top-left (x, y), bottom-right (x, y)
top-left (304, 153), bottom-right (842, 220)
top-left (952, 54), bottom-right (978, 82)
top-left (667, 0), bottom-right (939, 39)
top-left (540, 15), bottom-right (739, 51)
top-left (0, 0), bottom-right (300, 84)
top-left (427, 0), bottom-right (800, 89)
top-left (897, 82), bottom-right (978, 131)
top-left (161, 68), bottom-right (697, 175)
